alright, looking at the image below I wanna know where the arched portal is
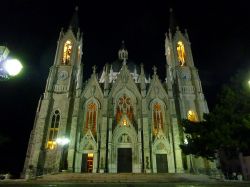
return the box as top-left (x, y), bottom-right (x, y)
top-left (110, 116), bottom-right (141, 173)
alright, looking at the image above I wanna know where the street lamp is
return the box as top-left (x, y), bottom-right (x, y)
top-left (184, 137), bottom-right (194, 173)
top-left (55, 137), bottom-right (70, 146)
top-left (56, 137), bottom-right (70, 171)
top-left (0, 46), bottom-right (23, 80)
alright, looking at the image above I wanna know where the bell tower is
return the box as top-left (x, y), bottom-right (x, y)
top-left (165, 10), bottom-right (208, 122)
top-left (46, 7), bottom-right (83, 95)
top-left (165, 8), bottom-right (215, 174)
top-left (23, 7), bottom-right (83, 177)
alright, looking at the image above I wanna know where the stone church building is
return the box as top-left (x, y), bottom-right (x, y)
top-left (23, 9), bottom-right (217, 176)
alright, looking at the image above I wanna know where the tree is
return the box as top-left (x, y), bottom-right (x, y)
top-left (180, 115), bottom-right (218, 160)
top-left (180, 67), bottom-right (250, 160)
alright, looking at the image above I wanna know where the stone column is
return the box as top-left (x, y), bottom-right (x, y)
top-left (27, 99), bottom-right (50, 176)
top-left (142, 117), bottom-right (151, 173)
top-left (99, 116), bottom-right (108, 173)
top-left (171, 117), bottom-right (184, 173)
top-left (67, 98), bottom-right (80, 172)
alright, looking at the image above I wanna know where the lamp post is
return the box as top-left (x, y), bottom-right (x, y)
top-left (56, 137), bottom-right (70, 172)
top-left (184, 137), bottom-right (194, 173)
top-left (0, 46), bottom-right (23, 80)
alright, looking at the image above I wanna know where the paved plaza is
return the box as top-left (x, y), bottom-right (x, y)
top-left (1, 173), bottom-right (250, 187)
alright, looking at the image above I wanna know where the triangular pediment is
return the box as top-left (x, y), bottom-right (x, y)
top-left (110, 64), bottom-right (141, 99)
top-left (146, 75), bottom-right (168, 100)
top-left (63, 29), bottom-right (78, 43)
top-left (117, 114), bottom-right (131, 127)
top-left (82, 73), bottom-right (103, 100)
top-left (173, 30), bottom-right (189, 45)
top-left (152, 130), bottom-right (171, 154)
top-left (81, 129), bottom-right (97, 150)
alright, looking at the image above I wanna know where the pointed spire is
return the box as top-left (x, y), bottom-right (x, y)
top-left (140, 63), bottom-right (145, 75)
top-left (152, 66), bottom-right (159, 79)
top-left (69, 6), bottom-right (79, 35)
top-left (139, 63), bottom-right (146, 97)
top-left (92, 65), bottom-right (96, 74)
top-left (184, 28), bottom-right (190, 40)
top-left (118, 40), bottom-right (128, 62)
top-left (121, 40), bottom-right (126, 49)
top-left (153, 66), bottom-right (157, 75)
top-left (104, 64), bottom-right (110, 96)
top-left (110, 65), bottom-right (113, 73)
top-left (169, 8), bottom-right (178, 34)
top-left (134, 65), bottom-right (137, 74)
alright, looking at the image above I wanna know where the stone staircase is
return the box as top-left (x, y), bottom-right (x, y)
top-left (36, 173), bottom-right (213, 183)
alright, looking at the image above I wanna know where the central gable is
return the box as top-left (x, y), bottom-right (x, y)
top-left (110, 64), bottom-right (141, 99)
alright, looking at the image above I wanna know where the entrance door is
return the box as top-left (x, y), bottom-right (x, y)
top-left (156, 154), bottom-right (168, 173)
top-left (117, 148), bottom-right (132, 172)
top-left (81, 153), bottom-right (94, 173)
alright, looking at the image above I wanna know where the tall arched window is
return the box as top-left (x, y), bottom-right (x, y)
top-left (47, 110), bottom-right (60, 150)
top-left (85, 102), bottom-right (97, 133)
top-left (187, 110), bottom-right (198, 122)
top-left (177, 41), bottom-right (186, 66)
top-left (62, 40), bottom-right (72, 65)
top-left (116, 95), bottom-right (133, 124)
top-left (153, 103), bottom-right (163, 135)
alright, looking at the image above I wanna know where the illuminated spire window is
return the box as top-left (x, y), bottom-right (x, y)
top-left (187, 110), bottom-right (198, 122)
top-left (47, 110), bottom-right (60, 150)
top-left (177, 41), bottom-right (186, 66)
top-left (62, 40), bottom-right (73, 65)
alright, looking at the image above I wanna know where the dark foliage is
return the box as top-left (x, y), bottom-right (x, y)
top-left (180, 67), bottom-right (250, 160)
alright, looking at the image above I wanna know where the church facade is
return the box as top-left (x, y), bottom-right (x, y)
top-left (23, 12), bottom-right (217, 176)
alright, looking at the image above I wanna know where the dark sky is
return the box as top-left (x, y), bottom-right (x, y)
top-left (1, 0), bottom-right (250, 177)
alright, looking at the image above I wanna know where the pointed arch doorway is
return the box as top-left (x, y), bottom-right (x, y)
top-left (111, 114), bottom-right (140, 173)
top-left (117, 148), bottom-right (132, 172)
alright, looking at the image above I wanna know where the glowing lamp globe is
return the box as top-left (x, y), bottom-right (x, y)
top-left (3, 59), bottom-right (23, 76)
top-left (56, 137), bottom-right (70, 146)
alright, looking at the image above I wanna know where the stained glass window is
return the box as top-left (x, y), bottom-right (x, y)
top-left (85, 102), bottom-right (97, 133)
top-left (153, 103), bottom-right (163, 135)
top-left (62, 40), bottom-right (72, 65)
top-left (116, 95), bottom-right (133, 124)
top-left (47, 110), bottom-right (60, 150)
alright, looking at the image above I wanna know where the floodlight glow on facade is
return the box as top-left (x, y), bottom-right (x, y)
top-left (56, 137), bottom-right (70, 146)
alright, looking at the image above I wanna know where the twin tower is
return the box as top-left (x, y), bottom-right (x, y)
top-left (23, 8), bottom-right (216, 177)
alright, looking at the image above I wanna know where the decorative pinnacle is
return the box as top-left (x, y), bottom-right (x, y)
top-left (92, 65), bottom-right (96, 74)
top-left (153, 66), bottom-right (157, 75)
top-left (118, 40), bottom-right (128, 61)
top-left (122, 59), bottom-right (127, 66)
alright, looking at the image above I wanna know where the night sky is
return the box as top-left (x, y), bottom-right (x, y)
top-left (1, 0), bottom-right (250, 177)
